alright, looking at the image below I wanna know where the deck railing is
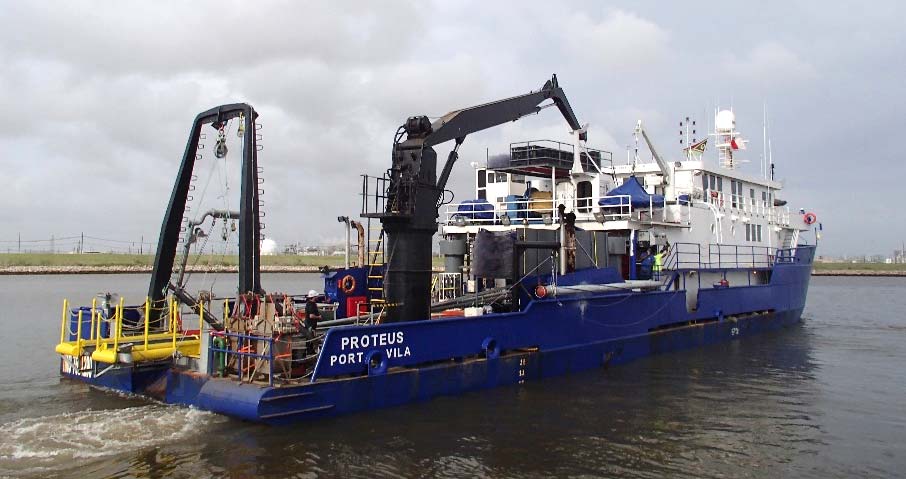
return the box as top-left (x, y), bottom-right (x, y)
top-left (662, 242), bottom-right (800, 271)
top-left (55, 296), bottom-right (201, 363)
top-left (442, 195), bottom-right (692, 226)
top-left (208, 331), bottom-right (319, 386)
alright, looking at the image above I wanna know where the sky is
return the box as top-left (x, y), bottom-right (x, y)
top-left (1, 0), bottom-right (903, 257)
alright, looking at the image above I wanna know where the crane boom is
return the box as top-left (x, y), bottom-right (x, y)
top-left (635, 120), bottom-right (671, 186)
top-left (374, 75), bottom-right (585, 324)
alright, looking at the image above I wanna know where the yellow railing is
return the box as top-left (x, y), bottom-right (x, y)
top-left (55, 296), bottom-right (201, 364)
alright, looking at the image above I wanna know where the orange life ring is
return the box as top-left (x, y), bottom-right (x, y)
top-left (338, 274), bottom-right (356, 294)
top-left (803, 212), bottom-right (817, 225)
top-left (534, 284), bottom-right (548, 298)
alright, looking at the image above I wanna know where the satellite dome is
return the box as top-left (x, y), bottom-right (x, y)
top-left (261, 238), bottom-right (277, 255)
top-left (715, 110), bottom-right (736, 131)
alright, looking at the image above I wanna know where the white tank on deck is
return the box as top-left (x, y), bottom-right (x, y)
top-left (261, 238), bottom-right (277, 255)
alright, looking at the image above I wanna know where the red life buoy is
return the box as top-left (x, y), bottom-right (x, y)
top-left (534, 284), bottom-right (548, 298)
top-left (338, 274), bottom-right (356, 294)
top-left (804, 212), bottom-right (817, 225)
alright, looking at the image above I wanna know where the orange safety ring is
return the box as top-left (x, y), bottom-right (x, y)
top-left (803, 212), bottom-right (817, 225)
top-left (534, 284), bottom-right (548, 298)
top-left (338, 274), bottom-right (356, 294)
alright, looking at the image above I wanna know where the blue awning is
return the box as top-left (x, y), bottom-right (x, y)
top-left (455, 199), bottom-right (495, 220)
top-left (598, 176), bottom-right (665, 208)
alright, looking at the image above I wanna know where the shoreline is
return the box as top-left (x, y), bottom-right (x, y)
top-left (0, 265), bottom-right (324, 275)
top-left (1, 266), bottom-right (904, 277)
top-left (810, 270), bottom-right (906, 277)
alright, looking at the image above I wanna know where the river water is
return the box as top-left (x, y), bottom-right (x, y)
top-left (0, 274), bottom-right (902, 478)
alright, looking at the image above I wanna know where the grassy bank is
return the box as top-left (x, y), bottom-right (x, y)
top-left (0, 253), bottom-right (445, 269)
top-left (0, 253), bottom-right (355, 268)
top-left (812, 262), bottom-right (906, 272)
top-left (2, 254), bottom-right (904, 275)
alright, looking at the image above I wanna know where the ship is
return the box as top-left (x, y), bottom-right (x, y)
top-left (53, 76), bottom-right (817, 423)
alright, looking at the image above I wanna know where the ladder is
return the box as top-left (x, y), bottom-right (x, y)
top-left (781, 229), bottom-right (799, 249)
top-left (359, 218), bottom-right (386, 322)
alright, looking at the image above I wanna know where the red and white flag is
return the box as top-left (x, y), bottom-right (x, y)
top-left (730, 137), bottom-right (747, 150)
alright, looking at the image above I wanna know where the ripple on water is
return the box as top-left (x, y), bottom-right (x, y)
top-left (0, 405), bottom-right (224, 478)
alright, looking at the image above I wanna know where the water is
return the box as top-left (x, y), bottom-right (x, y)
top-left (0, 274), bottom-right (903, 478)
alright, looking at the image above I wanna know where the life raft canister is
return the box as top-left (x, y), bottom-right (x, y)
top-left (803, 212), bottom-right (817, 225)
top-left (338, 274), bottom-right (356, 294)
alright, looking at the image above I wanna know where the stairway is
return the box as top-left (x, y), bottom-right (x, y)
top-left (362, 220), bottom-right (386, 322)
top-left (781, 229), bottom-right (798, 249)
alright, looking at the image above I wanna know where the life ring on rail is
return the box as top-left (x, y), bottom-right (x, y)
top-left (534, 284), bottom-right (548, 298)
top-left (803, 212), bottom-right (817, 225)
top-left (338, 274), bottom-right (356, 294)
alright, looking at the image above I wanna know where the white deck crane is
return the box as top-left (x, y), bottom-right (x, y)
top-left (634, 120), bottom-right (674, 200)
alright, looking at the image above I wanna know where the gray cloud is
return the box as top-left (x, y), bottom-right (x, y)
top-left (1, 0), bottom-right (903, 257)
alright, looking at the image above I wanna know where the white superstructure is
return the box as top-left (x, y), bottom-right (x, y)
top-left (439, 110), bottom-right (814, 288)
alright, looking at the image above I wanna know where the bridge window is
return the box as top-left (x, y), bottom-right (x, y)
top-left (577, 181), bottom-right (593, 212)
top-left (477, 169), bottom-right (486, 187)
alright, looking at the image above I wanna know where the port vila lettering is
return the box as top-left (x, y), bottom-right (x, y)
top-left (329, 331), bottom-right (411, 366)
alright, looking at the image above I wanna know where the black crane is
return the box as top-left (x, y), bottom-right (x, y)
top-left (370, 75), bottom-right (585, 323)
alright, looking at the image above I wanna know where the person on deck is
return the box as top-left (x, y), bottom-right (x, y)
top-left (653, 246), bottom-right (665, 278)
top-left (640, 246), bottom-right (656, 280)
top-left (304, 290), bottom-right (322, 332)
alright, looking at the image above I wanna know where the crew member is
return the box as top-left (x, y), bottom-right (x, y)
top-left (640, 246), bottom-right (656, 280)
top-left (304, 289), bottom-right (322, 331)
top-left (653, 246), bottom-right (666, 278)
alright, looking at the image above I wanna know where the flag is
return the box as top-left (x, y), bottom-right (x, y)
top-left (730, 137), bottom-right (746, 150)
top-left (683, 138), bottom-right (707, 154)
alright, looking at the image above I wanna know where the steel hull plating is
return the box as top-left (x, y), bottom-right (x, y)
top-left (60, 253), bottom-right (812, 424)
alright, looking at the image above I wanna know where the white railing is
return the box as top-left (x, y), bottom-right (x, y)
top-left (702, 189), bottom-right (791, 226)
top-left (442, 195), bottom-right (692, 226)
top-left (443, 198), bottom-right (557, 226)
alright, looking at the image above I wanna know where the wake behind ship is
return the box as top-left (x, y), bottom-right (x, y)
top-left (54, 76), bottom-right (817, 423)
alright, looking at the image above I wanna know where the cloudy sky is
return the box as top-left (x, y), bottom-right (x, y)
top-left (1, 0), bottom-right (903, 257)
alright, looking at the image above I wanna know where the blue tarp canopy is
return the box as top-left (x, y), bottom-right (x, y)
top-left (598, 176), bottom-right (665, 208)
top-left (456, 199), bottom-right (495, 220)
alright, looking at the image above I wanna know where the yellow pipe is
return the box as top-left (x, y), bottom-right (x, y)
top-left (144, 297), bottom-right (150, 351)
top-left (113, 297), bottom-right (123, 354)
top-left (94, 298), bottom-right (101, 350)
top-left (199, 300), bottom-right (204, 333)
top-left (59, 299), bottom-right (68, 344)
top-left (91, 339), bottom-right (200, 364)
top-left (171, 300), bottom-right (178, 353)
top-left (88, 299), bottom-right (96, 342)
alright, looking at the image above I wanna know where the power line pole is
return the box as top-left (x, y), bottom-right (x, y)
top-left (17, 232), bottom-right (20, 253)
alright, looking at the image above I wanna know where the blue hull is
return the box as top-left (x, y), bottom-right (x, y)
top-left (61, 248), bottom-right (814, 424)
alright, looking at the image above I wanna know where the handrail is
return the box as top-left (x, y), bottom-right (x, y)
top-left (661, 242), bottom-right (804, 270)
top-left (208, 331), bottom-right (278, 387)
top-left (144, 297), bottom-right (150, 351)
top-left (56, 295), bottom-right (201, 363)
top-left (59, 299), bottom-right (68, 344)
